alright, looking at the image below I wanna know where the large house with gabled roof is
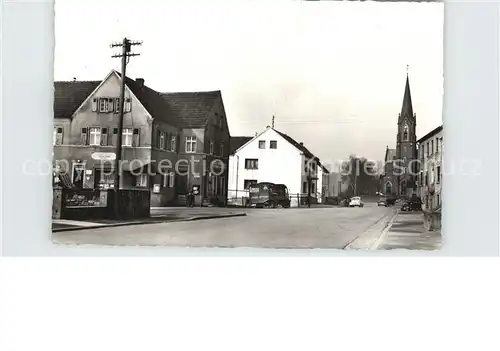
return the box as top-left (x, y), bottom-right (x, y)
top-left (227, 126), bottom-right (330, 206)
top-left (53, 69), bottom-right (230, 206)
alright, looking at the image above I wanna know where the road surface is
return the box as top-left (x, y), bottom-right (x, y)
top-left (53, 204), bottom-right (397, 249)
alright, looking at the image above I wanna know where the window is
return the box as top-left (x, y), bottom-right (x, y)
top-left (163, 171), bottom-right (174, 188)
top-left (101, 128), bottom-right (108, 146)
top-left (171, 135), bottom-right (176, 152)
top-left (220, 144), bottom-right (224, 157)
top-left (53, 128), bottom-right (57, 145)
top-left (244, 158), bottom-right (258, 170)
top-left (159, 131), bottom-right (165, 149)
top-left (431, 140), bottom-right (434, 154)
top-left (303, 182), bottom-right (307, 194)
top-left (219, 116), bottom-right (223, 129)
top-left (132, 128), bottom-right (140, 146)
top-left (185, 136), bottom-right (196, 153)
top-left (122, 128), bottom-right (133, 147)
top-left (136, 174), bottom-right (148, 187)
top-left (258, 140), bottom-right (265, 149)
top-left (53, 126), bottom-right (63, 145)
top-left (437, 166), bottom-right (441, 183)
top-left (209, 142), bottom-right (214, 155)
top-left (421, 144), bottom-right (425, 159)
top-left (403, 124), bottom-right (409, 141)
top-left (91, 98), bottom-right (98, 112)
top-left (312, 183), bottom-right (315, 194)
top-left (270, 140), bottom-right (277, 149)
top-left (425, 172), bottom-right (429, 186)
top-left (89, 127), bottom-right (101, 146)
top-left (426, 142), bottom-right (430, 157)
top-left (115, 98), bottom-right (120, 113)
top-left (124, 98), bottom-right (132, 112)
top-left (437, 194), bottom-right (440, 206)
top-left (244, 179), bottom-right (257, 189)
top-left (436, 138), bottom-right (439, 153)
top-left (98, 98), bottom-right (109, 113)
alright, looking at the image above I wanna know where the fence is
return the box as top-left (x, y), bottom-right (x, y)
top-left (226, 189), bottom-right (327, 208)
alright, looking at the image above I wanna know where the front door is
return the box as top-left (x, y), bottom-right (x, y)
top-left (72, 163), bottom-right (85, 188)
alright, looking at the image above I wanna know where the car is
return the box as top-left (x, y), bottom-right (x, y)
top-left (349, 196), bottom-right (364, 207)
top-left (377, 199), bottom-right (387, 207)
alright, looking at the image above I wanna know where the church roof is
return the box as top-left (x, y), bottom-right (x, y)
top-left (385, 147), bottom-right (397, 162)
top-left (399, 74), bottom-right (414, 124)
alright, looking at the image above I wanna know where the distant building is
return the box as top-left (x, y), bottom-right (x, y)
top-left (53, 69), bottom-right (230, 206)
top-left (417, 125), bottom-right (443, 210)
top-left (227, 127), bottom-right (327, 206)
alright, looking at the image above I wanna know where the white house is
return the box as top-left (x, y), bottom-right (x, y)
top-left (228, 127), bottom-right (327, 206)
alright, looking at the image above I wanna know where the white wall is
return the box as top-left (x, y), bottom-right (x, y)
top-left (227, 128), bottom-right (303, 198)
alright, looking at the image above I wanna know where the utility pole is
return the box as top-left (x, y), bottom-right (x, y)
top-left (110, 37), bottom-right (141, 217)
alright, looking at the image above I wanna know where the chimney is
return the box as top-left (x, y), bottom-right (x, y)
top-left (136, 78), bottom-right (145, 87)
top-left (299, 142), bottom-right (304, 146)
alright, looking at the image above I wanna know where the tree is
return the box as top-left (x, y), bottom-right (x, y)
top-left (340, 155), bottom-right (379, 196)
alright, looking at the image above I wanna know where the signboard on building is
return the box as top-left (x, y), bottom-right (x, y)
top-left (64, 191), bottom-right (108, 208)
top-left (91, 152), bottom-right (116, 161)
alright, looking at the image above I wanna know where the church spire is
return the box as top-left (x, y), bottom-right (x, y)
top-left (399, 68), bottom-right (414, 124)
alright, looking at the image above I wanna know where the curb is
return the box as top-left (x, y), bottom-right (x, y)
top-left (52, 213), bottom-right (247, 233)
top-left (343, 209), bottom-right (399, 250)
top-left (369, 209), bottom-right (399, 250)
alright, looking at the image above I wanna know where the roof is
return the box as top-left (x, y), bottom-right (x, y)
top-left (160, 91), bottom-right (221, 129)
top-left (399, 74), bottom-right (414, 124)
top-left (55, 71), bottom-right (222, 129)
top-left (117, 72), bottom-right (174, 121)
top-left (274, 129), bottom-right (315, 159)
top-left (230, 136), bottom-right (253, 155)
top-left (417, 125), bottom-right (443, 143)
top-left (385, 147), bottom-right (396, 162)
top-left (53, 81), bottom-right (101, 119)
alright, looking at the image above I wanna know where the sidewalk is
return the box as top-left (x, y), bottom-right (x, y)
top-left (376, 211), bottom-right (442, 251)
top-left (52, 207), bottom-right (247, 232)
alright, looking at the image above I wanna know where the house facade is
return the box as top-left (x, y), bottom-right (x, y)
top-left (417, 125), bottom-right (443, 211)
top-left (227, 127), bottom-right (325, 206)
top-left (53, 70), bottom-right (230, 206)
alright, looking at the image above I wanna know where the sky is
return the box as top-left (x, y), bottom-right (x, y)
top-left (54, 0), bottom-right (443, 165)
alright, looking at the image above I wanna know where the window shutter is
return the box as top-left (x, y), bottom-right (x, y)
top-left (108, 98), bottom-right (114, 113)
top-left (101, 128), bottom-right (108, 146)
top-left (80, 128), bottom-right (88, 145)
top-left (132, 128), bottom-right (140, 147)
top-left (91, 98), bottom-right (98, 112)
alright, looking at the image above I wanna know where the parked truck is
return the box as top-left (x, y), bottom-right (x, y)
top-left (248, 182), bottom-right (291, 208)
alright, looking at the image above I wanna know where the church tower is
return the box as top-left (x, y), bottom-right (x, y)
top-left (396, 70), bottom-right (417, 197)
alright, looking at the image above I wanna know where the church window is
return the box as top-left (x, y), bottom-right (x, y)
top-left (403, 124), bottom-right (409, 141)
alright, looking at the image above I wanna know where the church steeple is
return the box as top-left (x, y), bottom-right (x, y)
top-left (399, 68), bottom-right (414, 124)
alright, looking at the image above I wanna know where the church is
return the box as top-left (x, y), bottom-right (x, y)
top-left (382, 71), bottom-right (419, 199)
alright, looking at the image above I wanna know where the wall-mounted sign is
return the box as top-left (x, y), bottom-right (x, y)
top-left (91, 152), bottom-right (116, 161)
top-left (153, 184), bottom-right (160, 193)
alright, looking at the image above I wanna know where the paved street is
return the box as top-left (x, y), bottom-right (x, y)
top-left (53, 204), bottom-right (397, 249)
